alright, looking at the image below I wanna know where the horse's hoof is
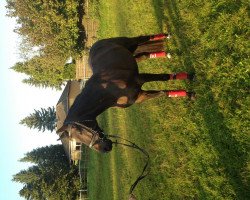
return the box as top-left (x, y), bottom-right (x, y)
top-left (166, 33), bottom-right (171, 39)
top-left (166, 53), bottom-right (171, 59)
top-left (187, 92), bottom-right (196, 100)
top-left (128, 193), bottom-right (137, 200)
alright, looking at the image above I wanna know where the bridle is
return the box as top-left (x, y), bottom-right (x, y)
top-left (72, 121), bottom-right (105, 149)
top-left (72, 121), bottom-right (150, 197)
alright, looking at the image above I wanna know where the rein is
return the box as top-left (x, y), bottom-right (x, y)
top-left (107, 134), bottom-right (150, 195)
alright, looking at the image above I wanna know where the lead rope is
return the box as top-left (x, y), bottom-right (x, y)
top-left (107, 134), bottom-right (150, 199)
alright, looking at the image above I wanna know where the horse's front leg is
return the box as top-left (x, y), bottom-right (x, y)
top-left (135, 90), bottom-right (166, 103)
top-left (137, 72), bottom-right (194, 85)
top-left (135, 90), bottom-right (195, 103)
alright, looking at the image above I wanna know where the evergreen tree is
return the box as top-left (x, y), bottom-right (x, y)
top-left (13, 145), bottom-right (80, 200)
top-left (20, 107), bottom-right (56, 132)
top-left (11, 55), bottom-right (65, 90)
top-left (19, 144), bottom-right (69, 170)
top-left (13, 166), bottom-right (41, 184)
top-left (22, 78), bottom-right (48, 89)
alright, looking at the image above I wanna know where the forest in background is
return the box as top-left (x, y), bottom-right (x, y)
top-left (6, 1), bottom-right (85, 199)
top-left (6, 0), bottom-right (85, 89)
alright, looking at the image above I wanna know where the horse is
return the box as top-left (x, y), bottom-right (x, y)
top-left (57, 33), bottom-right (195, 153)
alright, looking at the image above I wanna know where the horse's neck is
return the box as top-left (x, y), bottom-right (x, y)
top-left (82, 119), bottom-right (103, 133)
top-left (65, 79), bottom-right (111, 124)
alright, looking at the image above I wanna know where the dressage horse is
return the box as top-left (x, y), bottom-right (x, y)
top-left (57, 34), bottom-right (194, 153)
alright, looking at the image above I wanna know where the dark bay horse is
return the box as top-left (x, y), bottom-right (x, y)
top-left (57, 34), bottom-right (194, 153)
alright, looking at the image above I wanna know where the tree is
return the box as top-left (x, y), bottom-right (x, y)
top-left (13, 145), bottom-right (80, 200)
top-left (6, 0), bottom-right (83, 89)
top-left (20, 107), bottom-right (56, 132)
top-left (11, 56), bottom-right (76, 89)
top-left (19, 144), bottom-right (69, 170)
top-left (11, 55), bottom-right (66, 90)
top-left (6, 0), bottom-right (82, 55)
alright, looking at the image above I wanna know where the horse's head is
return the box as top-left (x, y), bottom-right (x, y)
top-left (57, 123), bottom-right (113, 153)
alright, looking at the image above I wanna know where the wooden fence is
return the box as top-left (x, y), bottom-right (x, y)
top-left (78, 1), bottom-right (98, 199)
top-left (75, 0), bottom-right (98, 81)
top-left (79, 145), bottom-right (89, 200)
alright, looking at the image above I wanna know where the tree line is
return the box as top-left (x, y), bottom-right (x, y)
top-left (14, 107), bottom-right (82, 199)
top-left (6, 0), bottom-right (85, 89)
top-left (13, 145), bottom-right (80, 200)
top-left (5, 0), bottom-right (86, 199)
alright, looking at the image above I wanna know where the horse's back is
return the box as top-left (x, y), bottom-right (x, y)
top-left (89, 39), bottom-right (138, 74)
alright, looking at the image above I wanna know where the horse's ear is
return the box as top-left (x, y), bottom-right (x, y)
top-left (56, 125), bottom-right (68, 133)
top-left (57, 131), bottom-right (69, 141)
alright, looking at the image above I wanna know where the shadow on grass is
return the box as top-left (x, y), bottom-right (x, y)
top-left (196, 87), bottom-right (249, 199)
top-left (162, 0), bottom-right (196, 72)
top-left (161, 0), bottom-right (249, 198)
top-left (151, 0), bottom-right (164, 31)
top-left (76, 0), bottom-right (87, 51)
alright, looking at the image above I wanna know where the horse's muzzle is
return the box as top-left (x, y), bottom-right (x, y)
top-left (96, 138), bottom-right (113, 153)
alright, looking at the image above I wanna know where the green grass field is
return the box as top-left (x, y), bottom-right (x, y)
top-left (86, 0), bottom-right (249, 199)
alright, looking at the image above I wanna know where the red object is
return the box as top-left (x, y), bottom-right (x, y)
top-left (150, 33), bottom-right (167, 41)
top-left (149, 51), bottom-right (166, 58)
top-left (167, 90), bottom-right (187, 97)
top-left (169, 74), bottom-right (174, 80)
top-left (176, 72), bottom-right (188, 80)
top-left (170, 72), bottom-right (188, 80)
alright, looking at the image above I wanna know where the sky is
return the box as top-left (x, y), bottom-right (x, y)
top-left (0, 1), bottom-right (62, 199)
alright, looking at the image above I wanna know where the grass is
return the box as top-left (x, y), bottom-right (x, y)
top-left (86, 0), bottom-right (249, 199)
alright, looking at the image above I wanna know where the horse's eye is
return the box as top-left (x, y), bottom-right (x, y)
top-left (71, 125), bottom-right (80, 131)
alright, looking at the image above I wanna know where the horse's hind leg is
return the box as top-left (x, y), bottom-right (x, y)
top-left (134, 34), bottom-right (171, 61)
top-left (134, 50), bottom-right (171, 61)
top-left (99, 36), bottom-right (151, 53)
top-left (101, 34), bottom-right (169, 54)
top-left (135, 90), bottom-right (195, 103)
top-left (149, 33), bottom-right (171, 41)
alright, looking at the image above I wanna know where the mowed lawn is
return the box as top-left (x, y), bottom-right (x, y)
top-left (85, 0), bottom-right (249, 199)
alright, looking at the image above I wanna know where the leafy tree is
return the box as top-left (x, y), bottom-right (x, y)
top-left (20, 107), bottom-right (56, 132)
top-left (6, 0), bottom-right (82, 55)
top-left (13, 145), bottom-right (80, 200)
top-left (6, 0), bottom-right (83, 89)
